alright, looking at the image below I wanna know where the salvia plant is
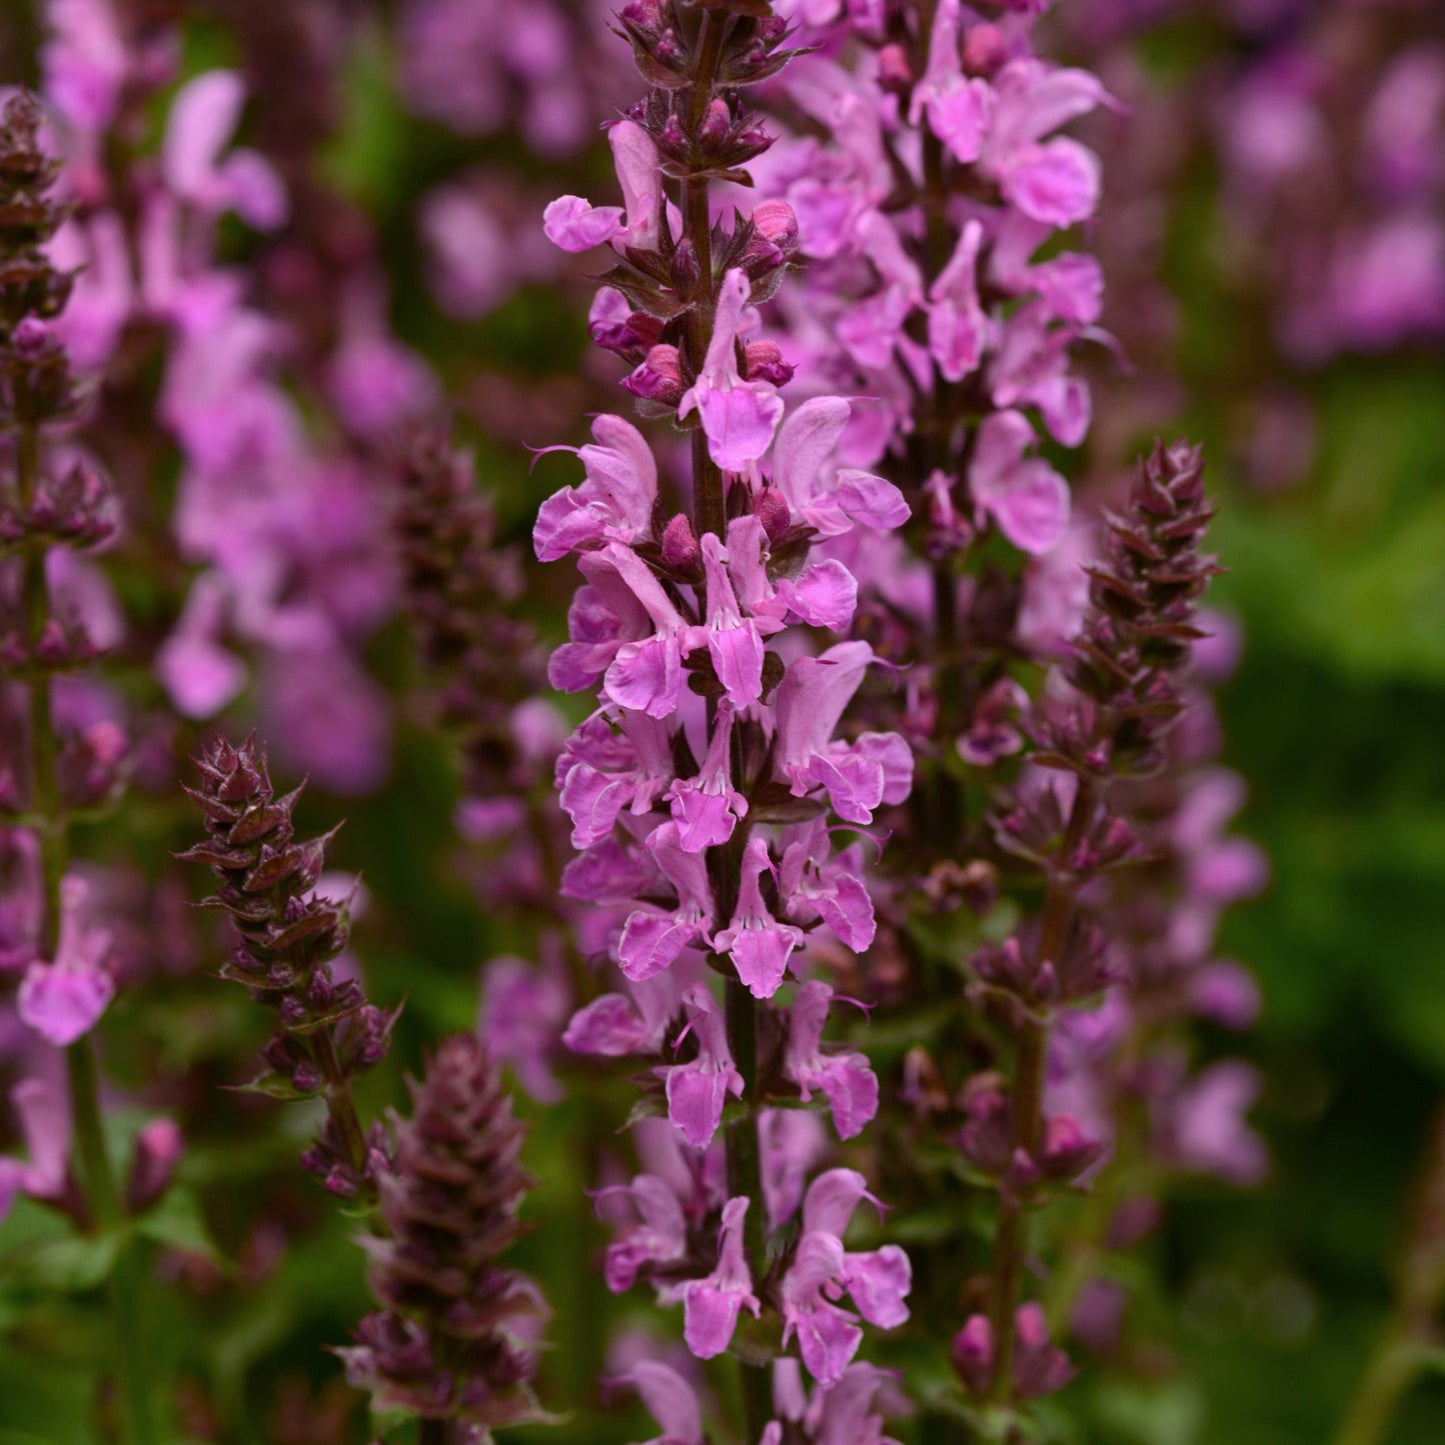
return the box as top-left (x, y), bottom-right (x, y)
top-left (0, 2), bottom-right (1439, 1444)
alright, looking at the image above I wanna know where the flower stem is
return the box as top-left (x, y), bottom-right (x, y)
top-left (1333, 1321), bottom-right (1422, 1445)
top-left (724, 974), bottom-right (770, 1440)
top-left (685, 8), bottom-right (727, 541)
top-left (311, 1025), bottom-right (373, 1190)
top-left (16, 407), bottom-right (161, 1445)
top-left (987, 778), bottom-right (1097, 1402)
top-left (67, 1039), bottom-right (161, 1445)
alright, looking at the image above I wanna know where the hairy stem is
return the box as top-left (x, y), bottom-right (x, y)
top-left (987, 778), bottom-right (1098, 1402)
top-left (311, 1026), bottom-right (373, 1188)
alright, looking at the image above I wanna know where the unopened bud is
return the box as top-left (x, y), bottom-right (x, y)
top-left (622, 344), bottom-right (686, 407)
top-left (964, 24), bottom-right (1007, 78)
top-left (751, 198), bottom-right (798, 254)
top-left (699, 97), bottom-right (732, 149)
top-left (951, 1315), bottom-right (995, 1396)
top-left (877, 43), bottom-right (913, 91)
top-left (125, 1118), bottom-right (184, 1214)
top-left (662, 513), bottom-right (701, 572)
top-left (754, 487), bottom-right (791, 541)
top-left (743, 339), bottom-right (793, 387)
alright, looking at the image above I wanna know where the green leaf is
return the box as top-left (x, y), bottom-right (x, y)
top-left (2, 1231), bottom-right (123, 1293)
top-left (136, 1187), bottom-right (224, 1265)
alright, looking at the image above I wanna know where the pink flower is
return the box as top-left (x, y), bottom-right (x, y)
top-left (967, 410), bottom-right (1070, 556)
top-left (564, 971), bottom-right (681, 1059)
top-left (18, 875), bottom-right (115, 1047)
top-left (163, 71), bottom-right (287, 228)
top-left (697, 533), bottom-right (776, 710)
top-left (783, 982), bottom-right (879, 1140)
top-left (155, 575), bottom-right (247, 719)
top-left (479, 956), bottom-right (571, 1104)
top-left (557, 711), bottom-right (675, 849)
top-left (769, 399), bottom-right (909, 540)
top-left (616, 1361), bottom-right (703, 1445)
top-left (780, 1170), bottom-right (913, 1383)
top-left (779, 1231), bottom-right (863, 1385)
top-left (600, 545), bottom-right (697, 719)
top-left (678, 270), bottom-right (785, 471)
top-left (910, 0), bottom-right (992, 163)
top-left (981, 60), bottom-right (1115, 228)
top-left (544, 120), bottom-right (662, 253)
top-left (0, 1080), bottom-right (72, 1222)
top-left (778, 820), bottom-right (876, 952)
top-left (662, 986), bottom-right (744, 1149)
top-left (714, 838), bottom-right (804, 999)
top-left (774, 642), bottom-right (911, 824)
top-left (990, 302), bottom-right (1093, 446)
top-left (666, 706), bottom-right (749, 853)
top-left (600, 1174), bottom-right (689, 1293)
top-left (534, 414), bottom-right (659, 561)
top-left (618, 823), bottom-right (716, 982)
top-left (663, 1196), bottom-right (760, 1358)
top-left (928, 220), bottom-right (991, 382)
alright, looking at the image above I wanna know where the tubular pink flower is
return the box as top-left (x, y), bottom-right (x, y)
top-left (678, 270), bottom-right (786, 471)
top-left (17, 874), bottom-right (115, 1046)
top-left (715, 838), bottom-right (805, 1000)
top-left (665, 704), bottom-right (748, 853)
top-left (662, 986), bottom-right (744, 1149)
top-left (664, 1196), bottom-right (761, 1359)
top-left (783, 982), bottom-right (879, 1140)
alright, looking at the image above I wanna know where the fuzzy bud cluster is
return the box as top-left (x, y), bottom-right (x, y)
top-left (338, 1034), bottom-right (547, 1440)
top-left (393, 429), bottom-right (551, 808)
top-left (0, 92), bottom-right (117, 678)
top-left (181, 736), bottom-right (394, 1194)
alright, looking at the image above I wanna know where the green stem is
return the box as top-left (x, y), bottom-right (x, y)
top-left (68, 1041), bottom-right (160, 1445)
top-left (1333, 1321), bottom-right (1424, 1445)
top-left (16, 401), bottom-right (161, 1445)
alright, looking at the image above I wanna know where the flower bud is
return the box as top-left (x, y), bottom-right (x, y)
top-left (125, 1118), bottom-right (184, 1214)
top-left (622, 343), bottom-right (686, 407)
top-left (662, 513), bottom-right (701, 572)
top-left (951, 1315), bottom-right (995, 1396)
top-left (964, 24), bottom-right (1008, 78)
top-left (743, 339), bottom-right (793, 386)
top-left (877, 43), bottom-right (913, 92)
top-left (699, 98), bottom-right (732, 150)
top-left (753, 486), bottom-right (791, 541)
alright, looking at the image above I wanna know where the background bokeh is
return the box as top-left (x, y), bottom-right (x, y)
top-left (0, 2), bottom-right (1442, 1442)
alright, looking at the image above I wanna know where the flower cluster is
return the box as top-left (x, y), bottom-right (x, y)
top-left (0, 89), bottom-right (125, 1051)
top-left (181, 735), bottom-right (394, 1197)
top-left (41, 0), bottom-right (430, 792)
top-left (744, 3), bottom-right (1268, 1424)
top-left (339, 1032), bottom-right (548, 1442)
top-left (759, 0), bottom-right (1114, 514)
top-left (537, 0), bottom-right (914, 1423)
top-left (392, 429), bottom-right (567, 909)
top-left (951, 440), bottom-right (1226, 1406)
